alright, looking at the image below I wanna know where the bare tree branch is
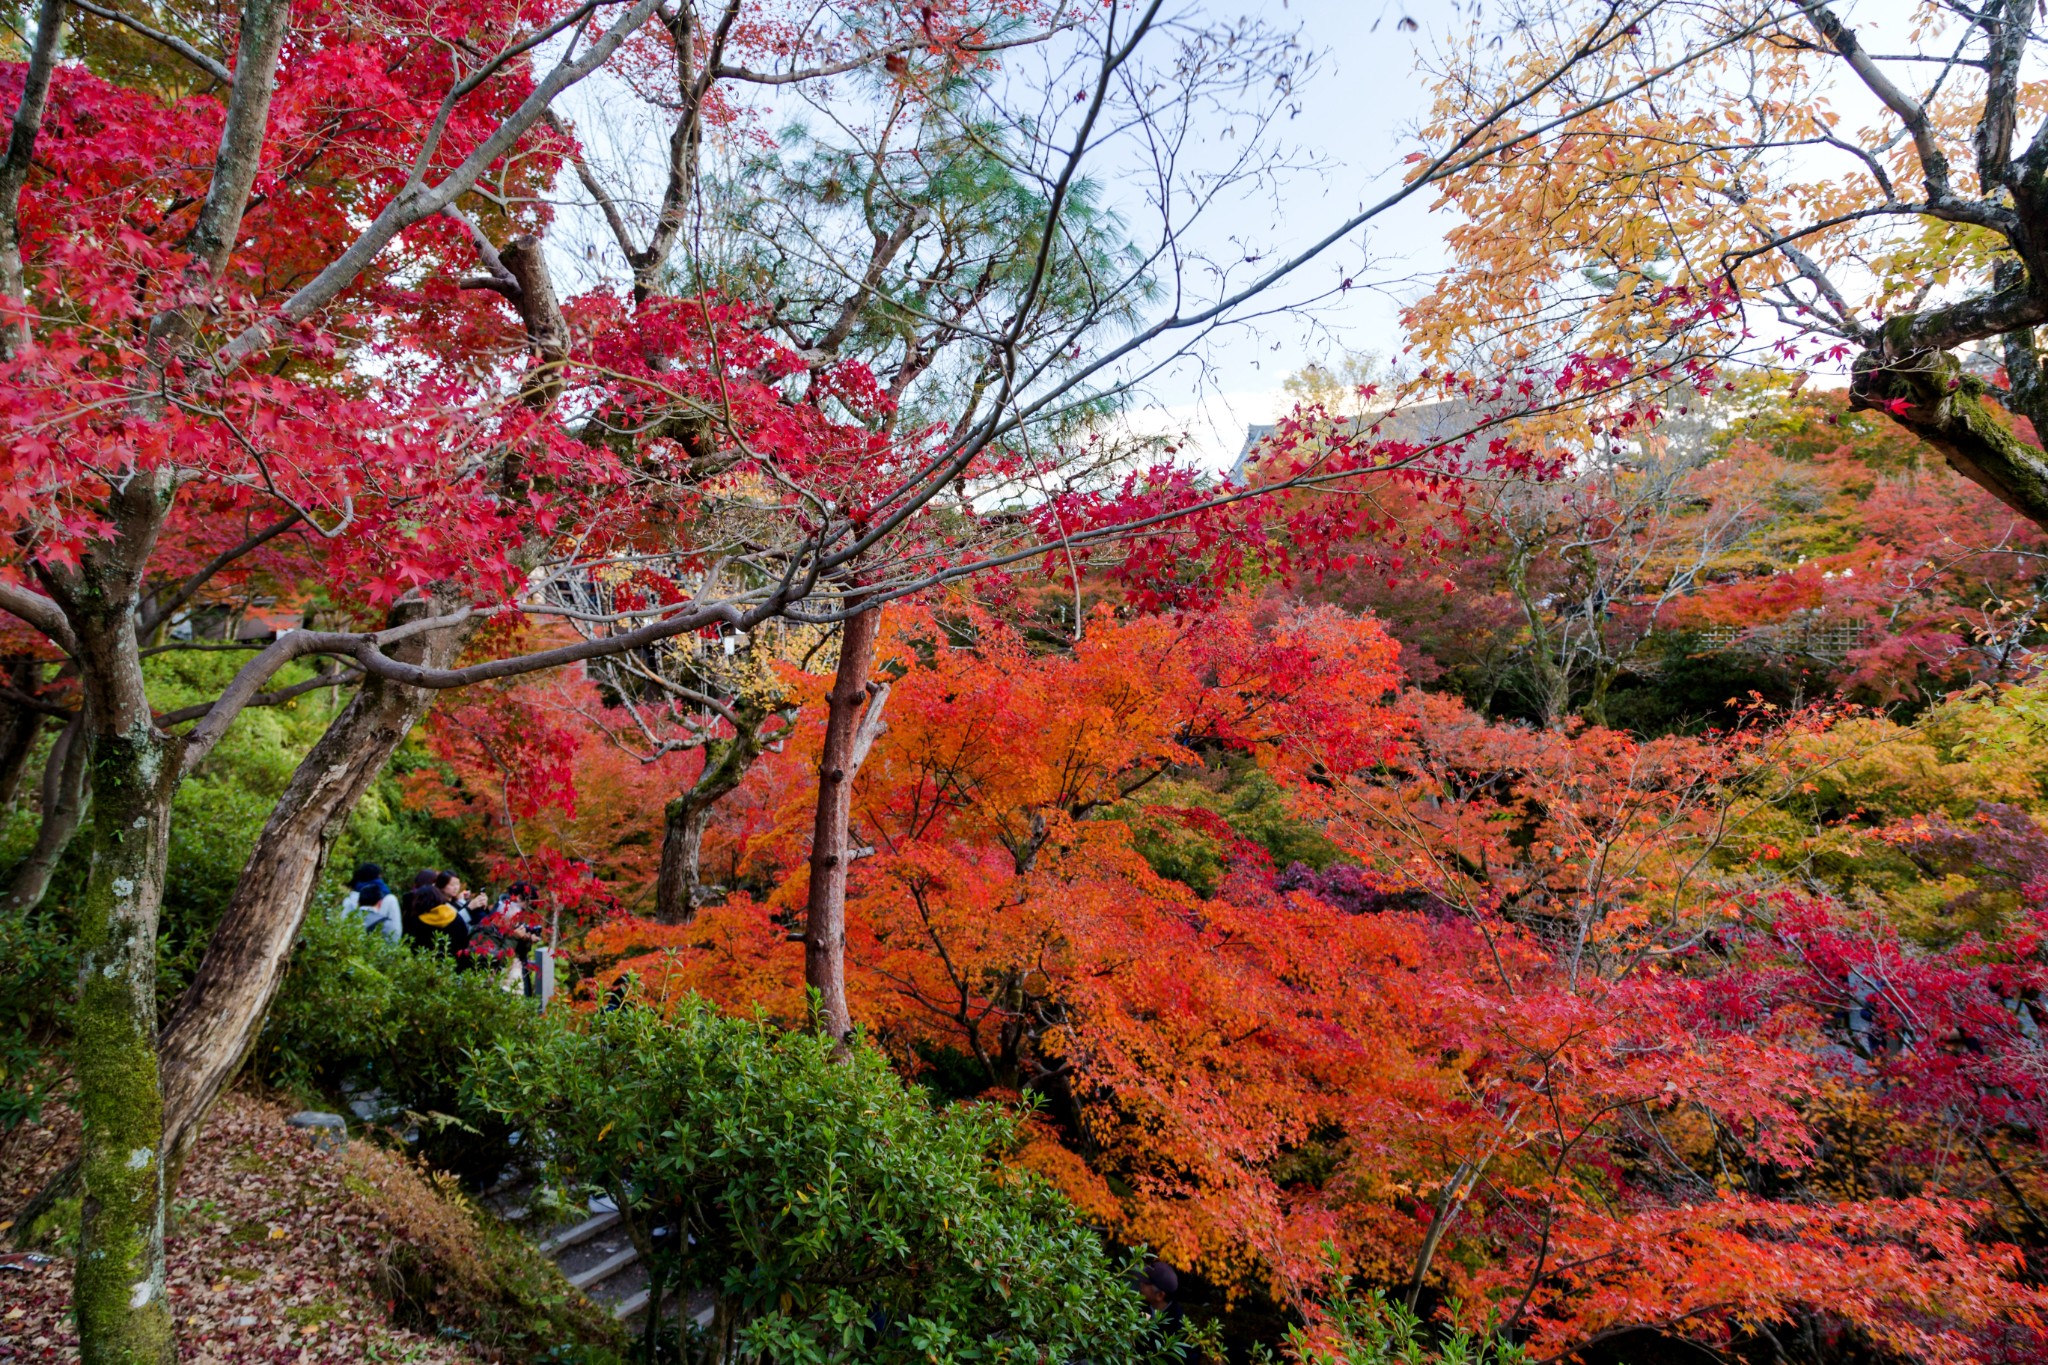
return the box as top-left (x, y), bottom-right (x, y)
top-left (66, 0), bottom-right (230, 85)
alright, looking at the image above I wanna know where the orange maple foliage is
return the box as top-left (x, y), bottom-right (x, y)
top-left (593, 596), bottom-right (1405, 1280)
top-left (572, 595), bottom-right (2044, 1358)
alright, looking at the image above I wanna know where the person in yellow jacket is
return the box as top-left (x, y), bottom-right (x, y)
top-left (402, 870), bottom-right (472, 959)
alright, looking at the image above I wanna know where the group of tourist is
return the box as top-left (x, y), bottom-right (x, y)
top-left (339, 861), bottom-right (543, 992)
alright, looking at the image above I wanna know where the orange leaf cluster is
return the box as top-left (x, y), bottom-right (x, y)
top-left (576, 593), bottom-right (2045, 1357)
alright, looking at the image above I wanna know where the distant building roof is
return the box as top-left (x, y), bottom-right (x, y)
top-left (1228, 401), bottom-right (1485, 484)
top-left (1230, 425), bottom-right (1278, 482)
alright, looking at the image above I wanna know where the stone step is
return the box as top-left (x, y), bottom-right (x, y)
top-left (566, 1246), bottom-right (639, 1292)
top-left (607, 1284), bottom-right (716, 1327)
top-left (538, 1209), bottom-right (620, 1256)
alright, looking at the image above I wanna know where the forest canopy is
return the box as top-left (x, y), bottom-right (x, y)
top-left (5, 1), bottom-right (2048, 1364)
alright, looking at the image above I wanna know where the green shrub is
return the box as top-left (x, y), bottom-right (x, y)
top-left (0, 906), bottom-right (72, 1136)
top-left (1269, 1271), bottom-right (1525, 1365)
top-left (262, 908), bottom-right (545, 1182)
top-left (470, 1001), bottom-right (1170, 1365)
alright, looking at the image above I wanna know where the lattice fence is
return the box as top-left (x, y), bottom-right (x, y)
top-left (1627, 615), bottom-right (1867, 676)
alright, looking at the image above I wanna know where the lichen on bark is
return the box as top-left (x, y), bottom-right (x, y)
top-left (71, 721), bottom-right (179, 1365)
top-left (1851, 344), bottom-right (2048, 524)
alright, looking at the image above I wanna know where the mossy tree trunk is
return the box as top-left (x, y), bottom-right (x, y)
top-left (155, 226), bottom-right (572, 1180)
top-left (1505, 549), bottom-right (1570, 730)
top-left (1852, 341), bottom-right (2048, 523)
top-left (43, 471), bottom-right (181, 1365)
top-left (655, 794), bottom-right (717, 925)
top-left (71, 714), bottom-right (180, 1365)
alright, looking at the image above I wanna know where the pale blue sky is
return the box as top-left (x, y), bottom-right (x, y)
top-left (1110, 0), bottom-right (1458, 467)
top-left (550, 0), bottom-right (1939, 470)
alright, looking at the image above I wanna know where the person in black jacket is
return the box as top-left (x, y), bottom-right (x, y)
top-left (1136, 1261), bottom-right (1186, 1356)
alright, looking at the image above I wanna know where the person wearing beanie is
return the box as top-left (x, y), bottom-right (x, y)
top-left (342, 861), bottom-right (400, 941)
top-left (1134, 1258), bottom-right (1186, 1353)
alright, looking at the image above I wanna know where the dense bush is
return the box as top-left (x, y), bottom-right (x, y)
top-left (471, 1000), bottom-right (1171, 1365)
top-left (1272, 1283), bottom-right (1524, 1365)
top-left (0, 906), bottom-right (70, 1138)
top-left (262, 908), bottom-right (546, 1181)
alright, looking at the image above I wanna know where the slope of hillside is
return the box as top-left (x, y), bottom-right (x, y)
top-left (0, 1093), bottom-right (621, 1363)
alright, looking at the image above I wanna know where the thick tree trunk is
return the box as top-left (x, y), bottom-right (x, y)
top-left (656, 795), bottom-right (716, 925)
top-left (802, 608), bottom-right (888, 1044)
top-left (653, 697), bottom-right (785, 924)
top-left (156, 612), bottom-right (464, 1175)
top-left (49, 478), bottom-right (182, 1365)
top-left (6, 714), bottom-right (87, 912)
top-left (72, 715), bottom-right (180, 1365)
